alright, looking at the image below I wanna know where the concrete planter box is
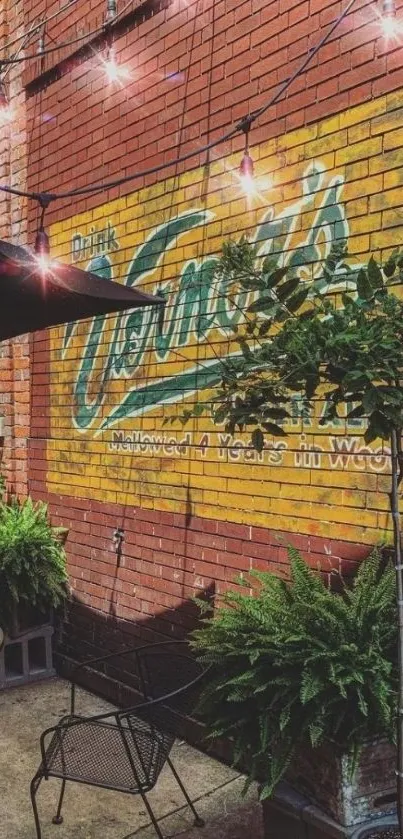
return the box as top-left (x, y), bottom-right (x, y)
top-left (350, 815), bottom-right (398, 838)
top-left (7, 603), bottom-right (52, 639)
top-left (0, 623), bottom-right (55, 689)
top-left (262, 782), bottom-right (398, 839)
top-left (286, 740), bottom-right (396, 827)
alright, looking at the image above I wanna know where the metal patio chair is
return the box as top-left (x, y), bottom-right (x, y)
top-left (30, 640), bottom-right (207, 839)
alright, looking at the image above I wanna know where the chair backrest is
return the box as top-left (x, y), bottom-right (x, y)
top-left (117, 642), bottom-right (206, 788)
top-left (118, 641), bottom-right (205, 732)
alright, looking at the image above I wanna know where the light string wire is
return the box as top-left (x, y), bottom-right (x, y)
top-left (0, 0), bottom-right (136, 65)
top-left (0, 0), bottom-right (81, 55)
top-left (0, 0), bottom-right (375, 210)
top-left (1, 19), bottom-right (44, 82)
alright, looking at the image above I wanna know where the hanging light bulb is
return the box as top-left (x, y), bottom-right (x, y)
top-left (381, 0), bottom-right (400, 38)
top-left (383, 0), bottom-right (396, 15)
top-left (37, 33), bottom-right (45, 56)
top-left (0, 80), bottom-right (12, 125)
top-left (102, 43), bottom-right (130, 84)
top-left (239, 122), bottom-right (256, 198)
top-left (105, 0), bottom-right (118, 23)
top-left (34, 227), bottom-right (51, 276)
top-left (0, 81), bottom-right (7, 109)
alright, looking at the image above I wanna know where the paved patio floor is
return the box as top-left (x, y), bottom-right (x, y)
top-left (0, 678), bottom-right (263, 839)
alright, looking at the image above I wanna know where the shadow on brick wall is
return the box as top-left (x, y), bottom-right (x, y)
top-left (53, 583), bottom-right (232, 759)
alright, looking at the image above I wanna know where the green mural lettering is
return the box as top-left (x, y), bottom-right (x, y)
top-left (65, 162), bottom-right (348, 433)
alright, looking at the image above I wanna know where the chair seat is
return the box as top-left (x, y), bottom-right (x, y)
top-left (43, 716), bottom-right (173, 793)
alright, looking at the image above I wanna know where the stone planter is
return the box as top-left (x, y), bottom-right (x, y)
top-left (262, 783), bottom-right (398, 839)
top-left (0, 623), bottom-right (55, 689)
top-left (286, 740), bottom-right (396, 827)
top-left (350, 815), bottom-right (399, 838)
top-left (7, 602), bottom-right (52, 639)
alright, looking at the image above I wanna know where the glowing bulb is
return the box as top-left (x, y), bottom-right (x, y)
top-left (382, 15), bottom-right (400, 37)
top-left (35, 252), bottom-right (51, 275)
top-left (103, 46), bottom-right (130, 84)
top-left (239, 151), bottom-right (257, 197)
top-left (0, 81), bottom-right (12, 125)
top-left (0, 105), bottom-right (13, 125)
top-left (240, 174), bottom-right (257, 197)
top-left (34, 229), bottom-right (51, 276)
top-left (380, 0), bottom-right (401, 38)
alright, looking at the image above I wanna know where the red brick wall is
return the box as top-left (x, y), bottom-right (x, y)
top-left (5, 0), bottom-right (403, 661)
top-left (24, 0), bottom-right (403, 223)
top-left (0, 0), bottom-right (30, 496)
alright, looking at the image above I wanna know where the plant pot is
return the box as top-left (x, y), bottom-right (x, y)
top-left (0, 622), bottom-right (55, 689)
top-left (286, 740), bottom-right (396, 827)
top-left (7, 603), bottom-right (53, 638)
top-left (262, 782), bottom-right (398, 839)
top-left (350, 815), bottom-right (398, 838)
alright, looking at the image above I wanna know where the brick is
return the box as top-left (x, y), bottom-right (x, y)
top-left (0, 0), bottom-right (399, 655)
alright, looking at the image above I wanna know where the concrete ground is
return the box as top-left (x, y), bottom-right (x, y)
top-left (0, 678), bottom-right (263, 839)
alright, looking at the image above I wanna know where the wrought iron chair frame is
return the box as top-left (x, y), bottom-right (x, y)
top-left (30, 641), bottom-right (207, 839)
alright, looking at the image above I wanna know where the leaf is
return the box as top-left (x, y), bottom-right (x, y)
top-left (264, 267), bottom-right (289, 288)
top-left (342, 293), bottom-right (355, 308)
top-left (259, 321), bottom-right (272, 337)
top-left (262, 256), bottom-right (278, 274)
top-left (367, 256), bottom-right (383, 290)
top-left (213, 406), bottom-right (229, 424)
top-left (364, 411), bottom-right (389, 443)
top-left (346, 404), bottom-right (365, 420)
top-left (286, 286), bottom-right (310, 313)
top-left (276, 277), bottom-right (300, 302)
top-left (309, 720), bottom-right (325, 748)
top-left (357, 269), bottom-right (374, 301)
top-left (247, 296), bottom-right (275, 314)
top-left (251, 428), bottom-right (264, 452)
top-left (383, 259), bottom-right (396, 279)
top-left (262, 422), bottom-right (287, 436)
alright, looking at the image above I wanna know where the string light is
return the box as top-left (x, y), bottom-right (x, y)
top-left (0, 80), bottom-right (13, 125)
top-left (37, 31), bottom-right (45, 56)
top-left (102, 43), bottom-right (130, 84)
top-left (0, 0), bottom-right (400, 207)
top-left (34, 201), bottom-right (52, 276)
top-left (105, 0), bottom-right (118, 23)
top-left (34, 228), bottom-right (51, 275)
top-left (381, 0), bottom-right (400, 37)
top-left (239, 120), bottom-right (257, 198)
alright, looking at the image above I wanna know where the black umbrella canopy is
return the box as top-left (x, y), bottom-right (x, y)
top-left (0, 239), bottom-right (164, 341)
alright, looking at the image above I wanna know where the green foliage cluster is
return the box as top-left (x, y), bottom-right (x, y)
top-left (192, 548), bottom-right (397, 798)
top-left (0, 496), bottom-right (68, 633)
top-left (202, 240), bottom-right (403, 450)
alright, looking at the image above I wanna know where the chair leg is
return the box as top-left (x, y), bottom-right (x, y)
top-left (30, 773), bottom-right (43, 839)
top-left (166, 756), bottom-right (205, 828)
top-left (139, 789), bottom-right (165, 839)
top-left (52, 778), bottom-right (66, 825)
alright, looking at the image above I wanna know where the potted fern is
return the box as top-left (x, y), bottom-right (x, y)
top-left (0, 496), bottom-right (68, 638)
top-left (192, 548), bottom-right (397, 833)
top-left (182, 240), bottom-right (403, 836)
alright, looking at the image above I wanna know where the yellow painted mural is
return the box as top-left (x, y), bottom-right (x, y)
top-left (47, 89), bottom-right (403, 545)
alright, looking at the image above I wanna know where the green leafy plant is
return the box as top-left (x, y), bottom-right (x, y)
top-left (0, 496), bottom-right (68, 634)
top-left (192, 547), bottom-right (397, 799)
top-left (183, 238), bottom-right (403, 828)
top-left (198, 240), bottom-right (403, 448)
